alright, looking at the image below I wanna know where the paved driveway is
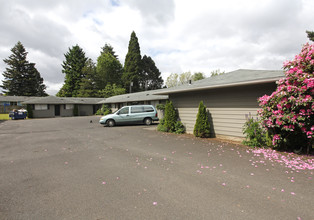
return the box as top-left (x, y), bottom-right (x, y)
top-left (0, 116), bottom-right (313, 220)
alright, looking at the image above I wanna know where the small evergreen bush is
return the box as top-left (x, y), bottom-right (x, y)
top-left (157, 119), bottom-right (168, 132)
top-left (96, 104), bottom-right (112, 115)
top-left (73, 105), bottom-right (79, 116)
top-left (174, 121), bottom-right (185, 134)
top-left (156, 104), bottom-right (165, 111)
top-left (242, 116), bottom-right (267, 148)
top-left (158, 101), bottom-right (185, 134)
top-left (26, 104), bottom-right (33, 118)
top-left (164, 101), bottom-right (177, 132)
top-left (193, 101), bottom-right (210, 138)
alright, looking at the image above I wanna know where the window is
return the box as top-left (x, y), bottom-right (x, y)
top-left (66, 104), bottom-right (74, 110)
top-left (131, 106), bottom-right (143, 113)
top-left (119, 107), bottom-right (129, 114)
top-left (35, 104), bottom-right (48, 110)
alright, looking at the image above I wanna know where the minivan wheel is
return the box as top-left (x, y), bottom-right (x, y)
top-left (107, 119), bottom-right (115, 127)
top-left (144, 118), bottom-right (152, 125)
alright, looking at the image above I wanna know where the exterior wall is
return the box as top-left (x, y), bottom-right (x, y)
top-left (78, 105), bottom-right (93, 116)
top-left (32, 104), bottom-right (95, 118)
top-left (60, 105), bottom-right (73, 117)
top-left (33, 105), bottom-right (55, 118)
top-left (170, 83), bottom-right (276, 138)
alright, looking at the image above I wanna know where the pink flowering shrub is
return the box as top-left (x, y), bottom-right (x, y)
top-left (258, 43), bottom-right (314, 153)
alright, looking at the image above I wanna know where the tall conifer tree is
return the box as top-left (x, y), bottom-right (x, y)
top-left (101, 43), bottom-right (118, 59)
top-left (141, 55), bottom-right (163, 90)
top-left (1, 41), bottom-right (47, 96)
top-left (57, 45), bottom-right (87, 97)
top-left (123, 31), bottom-right (142, 93)
top-left (77, 59), bottom-right (98, 97)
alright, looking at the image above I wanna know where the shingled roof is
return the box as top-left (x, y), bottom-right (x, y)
top-left (155, 69), bottom-right (285, 95)
top-left (22, 96), bottom-right (104, 104)
top-left (0, 95), bottom-right (33, 102)
top-left (98, 90), bottom-right (168, 104)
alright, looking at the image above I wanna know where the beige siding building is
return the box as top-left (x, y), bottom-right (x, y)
top-left (155, 69), bottom-right (284, 139)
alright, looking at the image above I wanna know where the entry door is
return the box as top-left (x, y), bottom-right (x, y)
top-left (55, 105), bottom-right (60, 116)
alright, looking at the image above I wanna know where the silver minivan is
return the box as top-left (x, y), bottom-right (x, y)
top-left (99, 105), bottom-right (159, 127)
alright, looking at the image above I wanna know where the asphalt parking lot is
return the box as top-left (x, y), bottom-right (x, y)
top-left (0, 116), bottom-right (313, 220)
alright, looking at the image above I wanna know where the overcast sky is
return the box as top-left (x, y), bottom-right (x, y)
top-left (0, 0), bottom-right (313, 95)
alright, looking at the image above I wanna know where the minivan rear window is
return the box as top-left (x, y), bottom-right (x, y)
top-left (143, 106), bottom-right (154, 112)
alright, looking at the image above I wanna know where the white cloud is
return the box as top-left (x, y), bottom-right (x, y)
top-left (0, 0), bottom-right (313, 95)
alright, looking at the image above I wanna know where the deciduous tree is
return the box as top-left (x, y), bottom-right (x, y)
top-left (166, 72), bottom-right (206, 88)
top-left (193, 72), bottom-right (206, 81)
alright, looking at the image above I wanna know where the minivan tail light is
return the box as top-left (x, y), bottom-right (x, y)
top-left (155, 112), bottom-right (158, 117)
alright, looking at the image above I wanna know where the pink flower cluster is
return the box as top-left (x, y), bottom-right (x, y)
top-left (252, 148), bottom-right (314, 170)
top-left (258, 43), bottom-right (314, 148)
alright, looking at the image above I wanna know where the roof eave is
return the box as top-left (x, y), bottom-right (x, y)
top-left (155, 77), bottom-right (282, 95)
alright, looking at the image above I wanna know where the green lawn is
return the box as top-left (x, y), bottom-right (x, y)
top-left (0, 114), bottom-right (10, 120)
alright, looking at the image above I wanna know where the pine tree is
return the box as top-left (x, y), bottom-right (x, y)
top-left (77, 59), bottom-right (98, 97)
top-left (24, 63), bottom-right (47, 96)
top-left (57, 45), bottom-right (87, 97)
top-left (123, 31), bottom-right (142, 93)
top-left (194, 101), bottom-right (210, 138)
top-left (101, 43), bottom-right (118, 59)
top-left (96, 51), bottom-right (123, 89)
top-left (141, 55), bottom-right (163, 90)
top-left (1, 41), bottom-right (47, 96)
top-left (306, 30), bottom-right (314, 42)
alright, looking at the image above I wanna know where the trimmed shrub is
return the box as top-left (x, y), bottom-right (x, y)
top-left (174, 121), bottom-right (185, 134)
top-left (73, 104), bottom-right (79, 116)
top-left (164, 101), bottom-right (177, 132)
top-left (96, 104), bottom-right (112, 116)
top-left (157, 119), bottom-right (168, 132)
top-left (193, 101), bottom-right (210, 138)
top-left (26, 104), bottom-right (33, 118)
top-left (156, 103), bottom-right (165, 111)
top-left (158, 101), bottom-right (185, 134)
